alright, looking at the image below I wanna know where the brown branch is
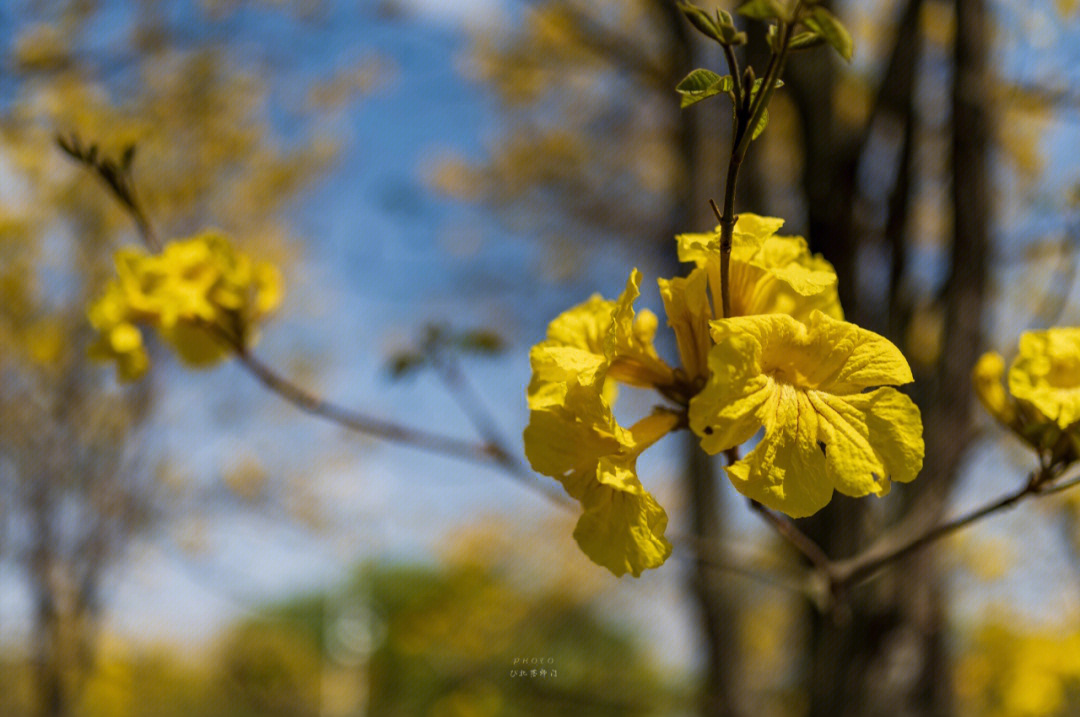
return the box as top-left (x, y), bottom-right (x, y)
top-left (747, 499), bottom-right (836, 581)
top-left (671, 532), bottom-right (815, 597)
top-left (832, 465), bottom-right (1060, 588)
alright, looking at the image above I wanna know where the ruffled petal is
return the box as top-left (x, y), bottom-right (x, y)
top-left (808, 387), bottom-right (924, 498)
top-left (606, 268), bottom-right (674, 388)
top-left (689, 330), bottom-right (773, 454)
top-left (725, 385), bottom-right (833, 518)
top-left (572, 457), bottom-right (672, 577)
top-left (1008, 328), bottom-right (1080, 429)
top-left (658, 267), bottom-right (712, 380)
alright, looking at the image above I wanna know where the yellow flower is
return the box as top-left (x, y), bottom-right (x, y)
top-left (676, 213), bottom-right (843, 322)
top-left (1009, 328), bottom-right (1080, 430)
top-left (972, 352), bottom-right (1017, 426)
top-left (525, 375), bottom-right (677, 577)
top-left (972, 329), bottom-right (1080, 462)
top-left (87, 321), bottom-right (150, 382)
top-left (690, 311), bottom-right (923, 518)
top-left (658, 267), bottom-right (712, 382)
top-left (87, 230), bottom-right (283, 380)
top-left (524, 269), bottom-right (678, 576)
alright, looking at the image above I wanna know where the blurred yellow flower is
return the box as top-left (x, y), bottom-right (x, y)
top-left (972, 328), bottom-right (1080, 463)
top-left (87, 230), bottom-right (282, 380)
top-left (676, 213), bottom-right (843, 321)
top-left (1009, 328), bottom-right (1080, 430)
top-left (972, 352), bottom-right (1017, 426)
top-left (690, 311), bottom-right (923, 517)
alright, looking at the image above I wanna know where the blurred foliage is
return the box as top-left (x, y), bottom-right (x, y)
top-left (0, 2), bottom-right (374, 715)
top-left (386, 322), bottom-right (506, 379)
top-left (0, 555), bottom-right (680, 716)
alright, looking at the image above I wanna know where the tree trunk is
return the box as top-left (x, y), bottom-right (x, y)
top-left (785, 0), bottom-right (989, 714)
top-left (654, 5), bottom-right (743, 715)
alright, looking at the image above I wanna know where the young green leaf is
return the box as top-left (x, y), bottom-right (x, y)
top-left (789, 31), bottom-right (825, 50)
top-left (749, 77), bottom-right (784, 102)
top-left (751, 107), bottom-right (769, 140)
top-left (803, 7), bottom-right (854, 62)
top-left (678, 2), bottom-right (725, 43)
top-left (737, 0), bottom-right (790, 21)
top-left (676, 69), bottom-right (734, 108)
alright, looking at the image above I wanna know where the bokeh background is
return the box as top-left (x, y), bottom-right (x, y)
top-left (1, 1), bottom-right (1079, 715)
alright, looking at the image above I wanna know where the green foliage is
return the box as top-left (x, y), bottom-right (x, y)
top-left (737, 0), bottom-right (792, 22)
top-left (752, 107), bottom-right (770, 140)
top-left (677, 2), bottom-right (747, 45)
top-left (386, 323), bottom-right (506, 379)
top-left (676, 69), bottom-right (734, 108)
top-left (212, 560), bottom-right (679, 716)
top-left (803, 6), bottom-right (854, 62)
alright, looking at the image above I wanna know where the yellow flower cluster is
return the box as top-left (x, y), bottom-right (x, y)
top-left (973, 328), bottom-right (1080, 463)
top-left (88, 230), bottom-right (282, 381)
top-left (524, 214), bottom-right (924, 576)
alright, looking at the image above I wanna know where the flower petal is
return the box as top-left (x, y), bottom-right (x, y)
top-left (523, 382), bottom-right (629, 500)
top-left (573, 458), bottom-right (672, 577)
top-left (808, 387), bottom-right (924, 498)
top-left (526, 344), bottom-right (608, 409)
top-left (658, 267), bottom-right (712, 380)
top-left (725, 385), bottom-right (834, 518)
top-left (709, 312), bottom-right (911, 393)
top-left (545, 294), bottom-right (615, 354)
top-left (690, 330), bottom-right (773, 454)
top-left (1009, 328), bottom-right (1080, 429)
top-left (606, 269), bottom-right (674, 388)
top-left (973, 351), bottom-right (1017, 425)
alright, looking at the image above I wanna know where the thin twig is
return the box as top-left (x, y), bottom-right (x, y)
top-left (833, 465), bottom-right (1060, 588)
top-left (59, 137), bottom-right (573, 510)
top-left (672, 532), bottom-right (814, 597)
top-left (748, 499), bottom-right (837, 580)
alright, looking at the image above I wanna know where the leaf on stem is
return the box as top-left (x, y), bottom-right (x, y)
top-left (676, 69), bottom-right (734, 108)
top-left (678, 2), bottom-right (747, 45)
top-left (751, 107), bottom-right (770, 140)
top-left (737, 0), bottom-right (791, 22)
top-left (803, 7), bottom-right (854, 62)
top-left (789, 31), bottom-right (825, 50)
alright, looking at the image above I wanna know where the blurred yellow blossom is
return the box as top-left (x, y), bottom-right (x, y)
top-left (973, 329), bottom-right (1080, 462)
top-left (88, 230), bottom-right (282, 380)
top-left (1009, 328), bottom-right (1080, 430)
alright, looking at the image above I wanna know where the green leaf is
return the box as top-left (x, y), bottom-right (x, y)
top-left (678, 2), bottom-right (725, 42)
top-left (455, 330), bottom-right (506, 355)
top-left (751, 108), bottom-right (769, 140)
top-left (789, 31), bottom-right (825, 50)
top-left (676, 69), bottom-right (734, 108)
top-left (387, 352), bottom-right (426, 379)
top-left (803, 7), bottom-right (854, 62)
top-left (749, 77), bottom-right (784, 101)
top-left (737, 0), bottom-right (790, 21)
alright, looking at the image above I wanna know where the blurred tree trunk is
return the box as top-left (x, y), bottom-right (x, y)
top-left (776, 0), bottom-right (990, 715)
top-left (654, 5), bottom-right (743, 715)
top-left (30, 479), bottom-right (66, 717)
